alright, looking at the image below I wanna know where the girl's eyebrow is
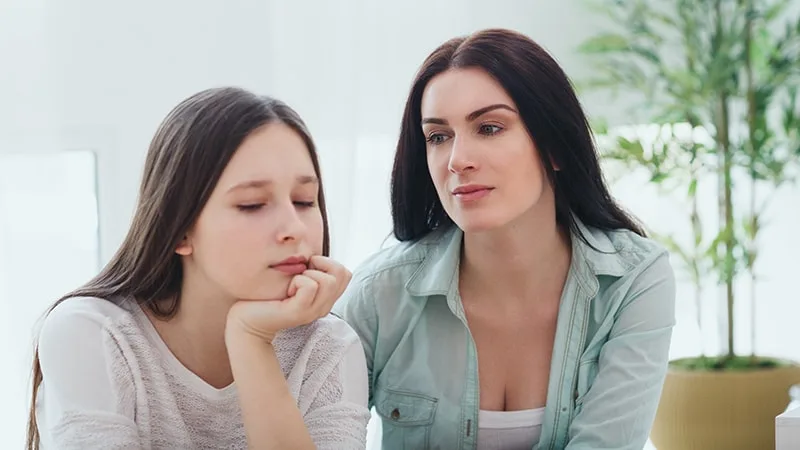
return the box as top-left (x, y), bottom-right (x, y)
top-left (226, 175), bottom-right (319, 193)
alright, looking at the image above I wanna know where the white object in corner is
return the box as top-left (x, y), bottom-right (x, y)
top-left (776, 405), bottom-right (800, 449)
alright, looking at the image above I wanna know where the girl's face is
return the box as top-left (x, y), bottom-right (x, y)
top-left (176, 122), bottom-right (324, 302)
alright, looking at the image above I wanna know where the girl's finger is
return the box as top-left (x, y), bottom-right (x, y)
top-left (308, 255), bottom-right (349, 276)
top-left (302, 269), bottom-right (336, 288)
top-left (308, 256), bottom-right (351, 298)
top-left (307, 255), bottom-right (332, 271)
top-left (287, 275), bottom-right (318, 306)
top-left (302, 269), bottom-right (338, 317)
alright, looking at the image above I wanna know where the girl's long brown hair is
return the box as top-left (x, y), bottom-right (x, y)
top-left (26, 87), bottom-right (330, 449)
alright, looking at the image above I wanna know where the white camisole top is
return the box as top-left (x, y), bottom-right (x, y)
top-left (477, 407), bottom-right (545, 450)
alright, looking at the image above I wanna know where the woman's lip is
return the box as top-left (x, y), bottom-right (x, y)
top-left (453, 188), bottom-right (493, 202)
top-left (452, 184), bottom-right (493, 195)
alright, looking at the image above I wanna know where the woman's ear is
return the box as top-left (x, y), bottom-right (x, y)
top-left (175, 235), bottom-right (193, 256)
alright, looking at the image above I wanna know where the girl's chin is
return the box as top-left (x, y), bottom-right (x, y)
top-left (233, 290), bottom-right (289, 302)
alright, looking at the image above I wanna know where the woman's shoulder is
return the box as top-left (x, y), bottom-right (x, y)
top-left (609, 226), bottom-right (668, 260)
top-left (332, 227), bottom-right (460, 327)
top-left (576, 221), bottom-right (671, 276)
top-left (338, 227), bottom-right (460, 311)
top-left (349, 227), bottom-right (455, 282)
top-left (579, 225), bottom-right (675, 317)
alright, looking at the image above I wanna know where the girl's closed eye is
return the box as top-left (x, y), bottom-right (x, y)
top-left (294, 200), bottom-right (315, 208)
top-left (237, 203), bottom-right (264, 212)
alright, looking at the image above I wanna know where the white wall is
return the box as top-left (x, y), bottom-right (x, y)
top-left (14, 0), bottom-right (623, 263)
top-left (1, 1), bottom-right (798, 448)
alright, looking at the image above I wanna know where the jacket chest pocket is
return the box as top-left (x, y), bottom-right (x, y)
top-left (375, 388), bottom-right (438, 450)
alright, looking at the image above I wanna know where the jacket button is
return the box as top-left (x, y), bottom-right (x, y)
top-left (391, 408), bottom-right (400, 420)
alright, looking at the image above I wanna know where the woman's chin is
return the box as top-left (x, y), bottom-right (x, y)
top-left (453, 216), bottom-right (506, 234)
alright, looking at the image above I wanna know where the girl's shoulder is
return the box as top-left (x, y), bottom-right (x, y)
top-left (40, 296), bottom-right (138, 342)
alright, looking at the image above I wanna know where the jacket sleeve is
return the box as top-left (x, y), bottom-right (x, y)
top-left (566, 251), bottom-right (676, 449)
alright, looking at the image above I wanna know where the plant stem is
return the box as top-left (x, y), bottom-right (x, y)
top-left (714, 0), bottom-right (735, 360)
top-left (692, 190), bottom-right (704, 357)
top-left (722, 102), bottom-right (735, 361)
top-left (750, 195), bottom-right (756, 360)
top-left (742, 0), bottom-right (757, 359)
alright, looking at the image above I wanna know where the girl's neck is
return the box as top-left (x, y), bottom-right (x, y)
top-left (145, 278), bottom-right (235, 389)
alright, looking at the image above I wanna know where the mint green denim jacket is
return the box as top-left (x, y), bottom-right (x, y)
top-left (333, 219), bottom-right (676, 449)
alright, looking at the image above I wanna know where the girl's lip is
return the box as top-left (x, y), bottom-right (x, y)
top-left (270, 263), bottom-right (308, 275)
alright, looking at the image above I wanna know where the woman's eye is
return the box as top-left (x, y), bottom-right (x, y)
top-left (237, 204), bottom-right (264, 212)
top-left (479, 124), bottom-right (503, 135)
top-left (294, 201), bottom-right (315, 208)
top-left (426, 133), bottom-right (449, 145)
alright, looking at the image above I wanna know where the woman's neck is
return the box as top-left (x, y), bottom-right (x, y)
top-left (459, 208), bottom-right (572, 304)
top-left (146, 278), bottom-right (236, 389)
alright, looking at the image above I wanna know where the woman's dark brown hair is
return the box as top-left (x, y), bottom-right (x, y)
top-left (26, 87), bottom-right (330, 449)
top-left (391, 28), bottom-right (644, 241)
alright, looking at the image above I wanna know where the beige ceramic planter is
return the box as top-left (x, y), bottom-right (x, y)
top-left (650, 361), bottom-right (800, 449)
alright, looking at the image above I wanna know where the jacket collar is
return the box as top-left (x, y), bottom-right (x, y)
top-left (405, 216), bottom-right (633, 299)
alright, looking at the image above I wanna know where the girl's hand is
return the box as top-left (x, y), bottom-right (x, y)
top-left (225, 255), bottom-right (352, 344)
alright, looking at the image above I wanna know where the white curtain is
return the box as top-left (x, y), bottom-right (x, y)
top-left (2, 1), bottom-right (798, 448)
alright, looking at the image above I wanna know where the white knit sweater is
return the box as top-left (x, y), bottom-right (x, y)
top-left (35, 297), bottom-right (371, 449)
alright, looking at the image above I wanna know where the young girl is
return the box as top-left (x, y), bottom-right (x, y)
top-left (27, 87), bottom-right (370, 449)
top-left (335, 28), bottom-right (676, 450)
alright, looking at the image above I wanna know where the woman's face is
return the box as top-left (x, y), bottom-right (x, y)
top-left (420, 67), bottom-right (553, 234)
top-left (177, 122), bottom-right (324, 302)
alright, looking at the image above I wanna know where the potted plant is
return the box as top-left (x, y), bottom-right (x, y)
top-left (579, 0), bottom-right (800, 448)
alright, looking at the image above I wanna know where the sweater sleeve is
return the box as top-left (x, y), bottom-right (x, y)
top-left (36, 299), bottom-right (141, 449)
top-left (301, 319), bottom-right (371, 450)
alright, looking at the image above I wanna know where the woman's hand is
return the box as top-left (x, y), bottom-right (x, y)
top-left (225, 255), bottom-right (352, 344)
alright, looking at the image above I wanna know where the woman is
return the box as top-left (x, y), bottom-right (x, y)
top-left (27, 87), bottom-right (371, 449)
top-left (334, 28), bottom-right (676, 450)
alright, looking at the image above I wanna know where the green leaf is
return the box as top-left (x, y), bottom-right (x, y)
top-left (590, 116), bottom-right (610, 135)
top-left (688, 178), bottom-right (698, 197)
top-left (617, 136), bottom-right (644, 153)
top-left (650, 171), bottom-right (669, 184)
top-left (762, 0), bottom-right (791, 24)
